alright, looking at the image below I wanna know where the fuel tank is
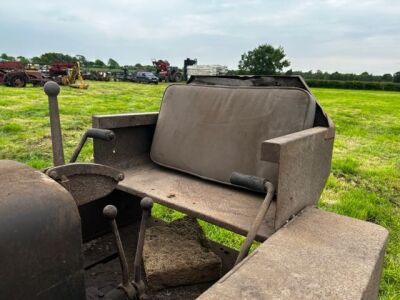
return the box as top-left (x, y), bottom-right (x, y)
top-left (0, 160), bottom-right (85, 300)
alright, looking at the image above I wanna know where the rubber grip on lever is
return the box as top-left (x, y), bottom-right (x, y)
top-left (86, 128), bottom-right (115, 141)
top-left (230, 172), bottom-right (267, 193)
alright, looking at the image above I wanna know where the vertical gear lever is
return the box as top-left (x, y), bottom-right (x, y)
top-left (132, 197), bottom-right (153, 297)
top-left (44, 81), bottom-right (65, 166)
top-left (103, 197), bottom-right (154, 300)
top-left (103, 205), bottom-right (136, 299)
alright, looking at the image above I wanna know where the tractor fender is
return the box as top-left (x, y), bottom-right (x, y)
top-left (0, 160), bottom-right (85, 300)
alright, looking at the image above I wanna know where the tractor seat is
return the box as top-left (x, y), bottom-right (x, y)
top-left (117, 84), bottom-right (317, 240)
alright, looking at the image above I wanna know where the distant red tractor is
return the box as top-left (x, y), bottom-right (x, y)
top-left (152, 59), bottom-right (182, 82)
top-left (0, 61), bottom-right (44, 87)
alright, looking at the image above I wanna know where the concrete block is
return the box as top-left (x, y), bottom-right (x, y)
top-left (144, 217), bottom-right (222, 290)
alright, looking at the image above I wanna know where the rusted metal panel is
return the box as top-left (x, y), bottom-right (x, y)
top-left (0, 160), bottom-right (85, 300)
top-left (261, 127), bottom-right (334, 229)
top-left (198, 207), bottom-right (388, 300)
top-left (93, 125), bottom-right (156, 170)
top-left (92, 112), bottom-right (158, 170)
top-left (117, 163), bottom-right (276, 241)
top-left (79, 189), bottom-right (142, 242)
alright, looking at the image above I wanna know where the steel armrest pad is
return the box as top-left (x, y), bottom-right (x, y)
top-left (92, 112), bottom-right (158, 129)
top-left (92, 113), bottom-right (158, 169)
top-left (261, 127), bottom-right (335, 229)
top-left (261, 127), bottom-right (334, 163)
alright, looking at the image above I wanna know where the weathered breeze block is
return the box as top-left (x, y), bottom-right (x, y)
top-left (198, 207), bottom-right (388, 300)
top-left (144, 217), bottom-right (222, 290)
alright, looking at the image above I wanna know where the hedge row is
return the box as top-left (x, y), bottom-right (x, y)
top-left (305, 79), bottom-right (400, 91)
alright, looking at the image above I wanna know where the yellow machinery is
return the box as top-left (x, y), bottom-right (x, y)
top-left (62, 62), bottom-right (88, 89)
top-left (58, 62), bottom-right (89, 89)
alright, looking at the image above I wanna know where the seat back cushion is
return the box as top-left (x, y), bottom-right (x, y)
top-left (150, 84), bottom-right (316, 188)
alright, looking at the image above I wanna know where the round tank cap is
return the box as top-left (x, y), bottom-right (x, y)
top-left (44, 81), bottom-right (60, 97)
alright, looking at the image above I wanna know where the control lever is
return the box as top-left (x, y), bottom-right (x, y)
top-left (44, 81), bottom-right (116, 165)
top-left (103, 197), bottom-right (154, 300)
top-left (230, 172), bottom-right (275, 265)
top-left (132, 197), bottom-right (153, 296)
top-left (70, 128), bottom-right (115, 163)
top-left (103, 205), bottom-right (136, 299)
top-left (44, 81), bottom-right (65, 166)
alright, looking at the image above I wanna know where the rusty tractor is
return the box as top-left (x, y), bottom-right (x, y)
top-left (0, 61), bottom-right (45, 87)
top-left (0, 76), bottom-right (388, 299)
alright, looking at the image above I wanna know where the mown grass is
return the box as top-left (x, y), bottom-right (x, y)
top-left (0, 82), bottom-right (399, 298)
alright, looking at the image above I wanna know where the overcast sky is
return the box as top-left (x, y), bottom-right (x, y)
top-left (1, 0), bottom-right (399, 74)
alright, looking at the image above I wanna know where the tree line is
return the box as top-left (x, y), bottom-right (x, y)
top-left (2, 48), bottom-right (400, 83)
top-left (0, 52), bottom-right (153, 71)
top-left (285, 69), bottom-right (400, 83)
top-left (235, 44), bottom-right (400, 83)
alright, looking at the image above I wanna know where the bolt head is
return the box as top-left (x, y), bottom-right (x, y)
top-left (107, 131), bottom-right (116, 141)
top-left (47, 170), bottom-right (59, 179)
top-left (44, 81), bottom-right (60, 97)
top-left (140, 197), bottom-right (153, 210)
top-left (117, 173), bottom-right (125, 181)
top-left (103, 205), bottom-right (118, 219)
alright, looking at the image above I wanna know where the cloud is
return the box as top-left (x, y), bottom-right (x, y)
top-left (0, 0), bottom-right (399, 74)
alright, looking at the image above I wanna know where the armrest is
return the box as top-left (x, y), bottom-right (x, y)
top-left (92, 112), bottom-right (158, 129)
top-left (261, 127), bottom-right (334, 229)
top-left (261, 127), bottom-right (333, 162)
top-left (92, 112), bottom-right (158, 169)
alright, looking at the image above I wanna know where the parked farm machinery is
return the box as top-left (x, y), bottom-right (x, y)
top-left (82, 70), bottom-right (112, 81)
top-left (0, 76), bottom-right (388, 299)
top-left (49, 61), bottom-right (89, 89)
top-left (113, 68), bottom-right (136, 82)
top-left (152, 59), bottom-right (182, 82)
top-left (0, 61), bottom-right (45, 87)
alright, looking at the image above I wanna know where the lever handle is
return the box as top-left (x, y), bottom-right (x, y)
top-left (235, 181), bottom-right (275, 265)
top-left (103, 205), bottom-right (136, 298)
top-left (86, 128), bottom-right (115, 141)
top-left (70, 128), bottom-right (115, 163)
top-left (132, 197), bottom-right (153, 296)
top-left (230, 172), bottom-right (266, 193)
top-left (44, 81), bottom-right (65, 166)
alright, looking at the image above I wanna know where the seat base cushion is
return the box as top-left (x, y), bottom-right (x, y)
top-left (117, 162), bottom-right (276, 241)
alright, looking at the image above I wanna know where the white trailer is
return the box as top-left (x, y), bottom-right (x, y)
top-left (187, 65), bottom-right (228, 78)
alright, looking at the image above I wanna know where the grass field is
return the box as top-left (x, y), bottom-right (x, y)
top-left (0, 81), bottom-right (399, 298)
